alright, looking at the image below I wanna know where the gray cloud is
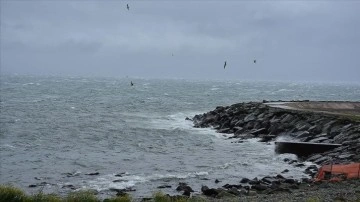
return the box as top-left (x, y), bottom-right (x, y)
top-left (1, 1), bottom-right (359, 82)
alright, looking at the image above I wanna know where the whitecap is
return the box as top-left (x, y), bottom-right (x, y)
top-left (0, 144), bottom-right (16, 149)
top-left (81, 171), bottom-right (209, 192)
top-left (276, 89), bottom-right (295, 92)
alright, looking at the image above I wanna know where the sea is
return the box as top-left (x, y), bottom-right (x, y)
top-left (1, 75), bottom-right (359, 198)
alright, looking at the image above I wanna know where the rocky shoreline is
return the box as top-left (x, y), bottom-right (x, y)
top-left (180, 101), bottom-right (360, 200)
top-left (192, 101), bottom-right (360, 164)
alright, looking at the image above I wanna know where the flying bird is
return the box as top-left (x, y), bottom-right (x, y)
top-left (130, 81), bottom-right (134, 86)
top-left (127, 4), bottom-right (129, 10)
top-left (253, 59), bottom-right (256, 64)
top-left (224, 61), bottom-right (227, 69)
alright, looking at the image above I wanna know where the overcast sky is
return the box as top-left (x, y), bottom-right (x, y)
top-left (1, 1), bottom-right (359, 82)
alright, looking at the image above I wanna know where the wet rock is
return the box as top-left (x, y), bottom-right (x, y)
top-left (113, 179), bottom-right (128, 183)
top-left (222, 184), bottom-right (242, 189)
top-left (157, 185), bottom-right (172, 189)
top-left (308, 125), bottom-right (322, 134)
top-left (283, 158), bottom-right (291, 162)
top-left (233, 126), bottom-right (244, 133)
top-left (294, 131), bottom-right (311, 139)
top-left (306, 165), bottom-right (318, 170)
top-left (183, 190), bottom-right (191, 196)
top-left (240, 178), bottom-right (250, 183)
top-left (176, 183), bottom-right (194, 193)
top-left (338, 153), bottom-right (355, 159)
top-left (261, 177), bottom-right (280, 185)
top-left (62, 184), bottom-right (76, 190)
top-left (259, 135), bottom-right (276, 142)
top-left (252, 184), bottom-right (268, 191)
top-left (234, 133), bottom-right (255, 139)
top-left (313, 156), bottom-right (330, 164)
top-left (201, 186), bottom-right (219, 197)
top-left (281, 114), bottom-right (294, 123)
top-left (288, 160), bottom-right (298, 164)
top-left (111, 187), bottom-right (136, 196)
top-left (115, 172), bottom-right (126, 177)
top-left (309, 137), bottom-right (329, 143)
top-left (330, 125), bottom-right (342, 137)
top-left (295, 163), bottom-right (306, 167)
top-left (301, 178), bottom-right (312, 183)
top-left (306, 154), bottom-right (323, 162)
top-left (228, 187), bottom-right (241, 196)
top-left (283, 178), bottom-right (296, 184)
top-left (85, 172), bottom-right (100, 176)
top-left (249, 177), bottom-right (260, 185)
top-left (322, 120), bottom-right (337, 133)
top-left (281, 169), bottom-right (289, 173)
top-left (249, 128), bottom-right (267, 136)
top-left (276, 174), bottom-right (285, 179)
top-left (217, 128), bottom-right (231, 133)
top-left (244, 114), bottom-right (256, 122)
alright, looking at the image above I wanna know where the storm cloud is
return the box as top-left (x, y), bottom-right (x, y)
top-left (1, 1), bottom-right (359, 82)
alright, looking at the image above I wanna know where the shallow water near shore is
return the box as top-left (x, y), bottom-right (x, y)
top-left (1, 75), bottom-right (360, 198)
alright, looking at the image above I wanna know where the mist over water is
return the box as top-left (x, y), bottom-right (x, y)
top-left (1, 75), bottom-right (359, 198)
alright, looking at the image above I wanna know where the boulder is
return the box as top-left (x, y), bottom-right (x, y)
top-left (309, 137), bottom-right (329, 143)
top-left (251, 184), bottom-right (268, 191)
top-left (283, 178), bottom-right (296, 184)
top-left (176, 183), bottom-right (194, 193)
top-left (294, 131), bottom-right (311, 139)
top-left (240, 178), bottom-right (250, 183)
top-left (249, 128), bottom-right (267, 136)
top-left (281, 114), bottom-right (294, 123)
top-left (201, 186), bottom-right (219, 197)
top-left (244, 113), bottom-right (256, 122)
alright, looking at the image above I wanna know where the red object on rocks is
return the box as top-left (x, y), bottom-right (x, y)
top-left (314, 163), bottom-right (360, 182)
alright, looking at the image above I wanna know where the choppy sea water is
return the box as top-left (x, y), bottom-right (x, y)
top-left (1, 75), bottom-right (359, 198)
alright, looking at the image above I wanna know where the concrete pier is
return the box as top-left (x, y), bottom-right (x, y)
top-left (275, 141), bottom-right (342, 157)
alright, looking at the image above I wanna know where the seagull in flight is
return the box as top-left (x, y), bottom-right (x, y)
top-left (224, 61), bottom-right (227, 69)
top-left (253, 59), bottom-right (256, 64)
top-left (127, 4), bottom-right (130, 10)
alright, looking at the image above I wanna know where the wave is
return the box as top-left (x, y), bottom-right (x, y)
top-left (276, 88), bottom-right (295, 92)
top-left (80, 171), bottom-right (209, 192)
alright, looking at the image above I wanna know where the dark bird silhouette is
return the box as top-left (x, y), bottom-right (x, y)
top-left (127, 4), bottom-right (129, 10)
top-left (224, 61), bottom-right (227, 69)
top-left (254, 59), bottom-right (256, 64)
top-left (130, 81), bottom-right (134, 86)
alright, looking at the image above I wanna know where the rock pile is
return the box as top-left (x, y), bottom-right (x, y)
top-left (191, 102), bottom-right (360, 165)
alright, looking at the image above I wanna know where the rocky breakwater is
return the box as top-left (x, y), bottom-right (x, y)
top-left (186, 101), bottom-right (360, 199)
top-left (192, 101), bottom-right (360, 165)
